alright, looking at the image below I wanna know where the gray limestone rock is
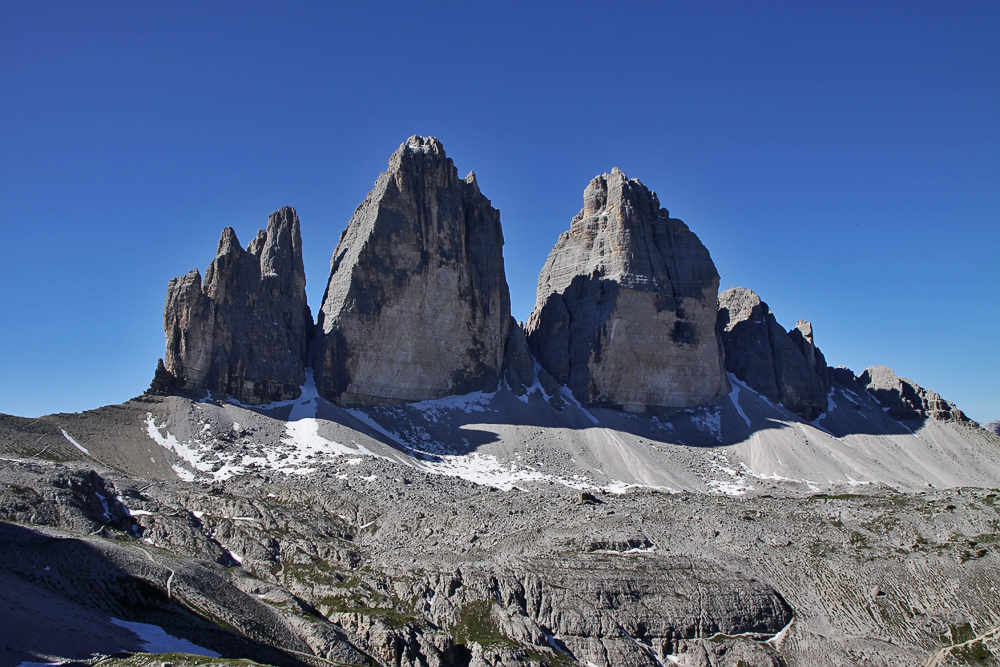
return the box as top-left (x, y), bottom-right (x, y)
top-left (986, 421), bottom-right (1000, 436)
top-left (716, 287), bottom-right (829, 420)
top-left (313, 136), bottom-right (515, 406)
top-left (153, 207), bottom-right (311, 404)
top-left (859, 365), bottom-right (970, 423)
top-left (525, 168), bottom-right (728, 412)
top-left (502, 319), bottom-right (535, 396)
top-left (788, 318), bottom-right (831, 387)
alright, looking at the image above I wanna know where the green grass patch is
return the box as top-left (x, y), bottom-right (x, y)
top-left (451, 600), bottom-right (573, 665)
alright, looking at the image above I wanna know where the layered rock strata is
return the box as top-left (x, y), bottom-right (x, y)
top-left (313, 136), bottom-right (515, 406)
top-left (152, 207), bottom-right (311, 404)
top-left (860, 365), bottom-right (970, 423)
top-left (525, 168), bottom-right (728, 412)
top-left (716, 287), bottom-right (829, 420)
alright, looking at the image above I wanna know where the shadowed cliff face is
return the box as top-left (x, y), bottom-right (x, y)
top-left (716, 286), bottom-right (829, 421)
top-left (860, 364), bottom-right (970, 423)
top-left (526, 168), bottom-right (728, 412)
top-left (153, 206), bottom-right (312, 405)
top-left (312, 136), bottom-right (515, 407)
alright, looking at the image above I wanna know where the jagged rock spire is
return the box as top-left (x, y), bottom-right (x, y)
top-left (152, 206), bottom-right (311, 404)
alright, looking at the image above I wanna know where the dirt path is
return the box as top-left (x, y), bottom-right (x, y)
top-left (925, 624), bottom-right (1000, 667)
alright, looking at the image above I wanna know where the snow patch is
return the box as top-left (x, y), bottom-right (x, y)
top-left (809, 389), bottom-right (837, 434)
top-left (60, 429), bottom-right (89, 455)
top-left (409, 390), bottom-right (495, 421)
top-left (726, 374), bottom-right (752, 427)
top-left (94, 492), bottom-right (111, 521)
top-left (559, 386), bottom-right (599, 425)
top-left (692, 404), bottom-right (723, 441)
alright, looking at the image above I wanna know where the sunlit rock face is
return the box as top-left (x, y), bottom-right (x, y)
top-left (526, 168), bottom-right (728, 412)
top-left (313, 136), bottom-right (516, 407)
top-left (154, 206), bottom-right (311, 404)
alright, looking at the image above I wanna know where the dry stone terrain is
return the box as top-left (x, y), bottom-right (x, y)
top-left (2, 377), bottom-right (1000, 666)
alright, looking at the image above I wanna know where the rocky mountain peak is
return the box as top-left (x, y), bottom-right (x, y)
top-left (152, 206), bottom-right (311, 404)
top-left (795, 319), bottom-right (814, 344)
top-left (526, 169), bottom-right (728, 412)
top-left (860, 365), bottom-right (970, 423)
top-left (717, 287), bottom-right (829, 420)
top-left (578, 167), bottom-right (661, 224)
top-left (312, 137), bottom-right (517, 406)
top-left (717, 286), bottom-right (764, 331)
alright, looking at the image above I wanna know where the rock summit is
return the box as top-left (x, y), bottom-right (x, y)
top-left (526, 168), bottom-right (728, 412)
top-left (312, 136), bottom-right (517, 406)
top-left (152, 206), bottom-right (311, 404)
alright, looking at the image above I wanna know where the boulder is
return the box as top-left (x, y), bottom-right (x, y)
top-left (716, 287), bottom-right (828, 420)
top-left (312, 136), bottom-right (515, 406)
top-left (859, 365), bottom-right (969, 423)
top-left (525, 168), bottom-right (728, 412)
top-left (152, 207), bottom-right (311, 404)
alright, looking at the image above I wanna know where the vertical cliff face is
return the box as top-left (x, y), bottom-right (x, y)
top-left (153, 207), bottom-right (311, 404)
top-left (525, 168), bottom-right (728, 412)
top-left (312, 136), bottom-right (514, 407)
top-left (716, 287), bottom-right (829, 420)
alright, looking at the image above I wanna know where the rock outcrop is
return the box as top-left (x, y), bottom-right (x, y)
top-left (312, 136), bottom-right (515, 407)
top-left (152, 207), bottom-right (311, 404)
top-left (859, 365), bottom-right (970, 423)
top-left (525, 168), bottom-right (728, 412)
top-left (716, 287), bottom-right (829, 420)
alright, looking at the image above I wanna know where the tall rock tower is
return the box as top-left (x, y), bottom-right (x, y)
top-left (153, 206), bottom-right (312, 404)
top-left (312, 136), bottom-right (515, 406)
top-left (526, 169), bottom-right (728, 412)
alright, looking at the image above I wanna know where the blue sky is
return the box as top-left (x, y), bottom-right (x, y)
top-left (1, 1), bottom-right (997, 422)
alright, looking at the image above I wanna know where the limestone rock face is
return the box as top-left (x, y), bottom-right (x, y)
top-left (859, 365), bottom-right (970, 423)
top-left (525, 168), bottom-right (728, 412)
top-left (502, 319), bottom-right (535, 395)
top-left (154, 207), bottom-right (311, 404)
top-left (716, 287), bottom-right (829, 420)
top-left (313, 136), bottom-right (513, 406)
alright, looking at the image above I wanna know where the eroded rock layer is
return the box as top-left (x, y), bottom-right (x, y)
top-left (526, 168), bottom-right (728, 412)
top-left (313, 136), bottom-right (513, 406)
top-left (153, 206), bottom-right (311, 404)
top-left (716, 287), bottom-right (829, 420)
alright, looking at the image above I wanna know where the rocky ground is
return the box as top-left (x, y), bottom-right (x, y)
top-left (3, 414), bottom-right (1000, 667)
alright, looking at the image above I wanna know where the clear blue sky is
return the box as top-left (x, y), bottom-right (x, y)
top-left (1, 2), bottom-right (997, 423)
